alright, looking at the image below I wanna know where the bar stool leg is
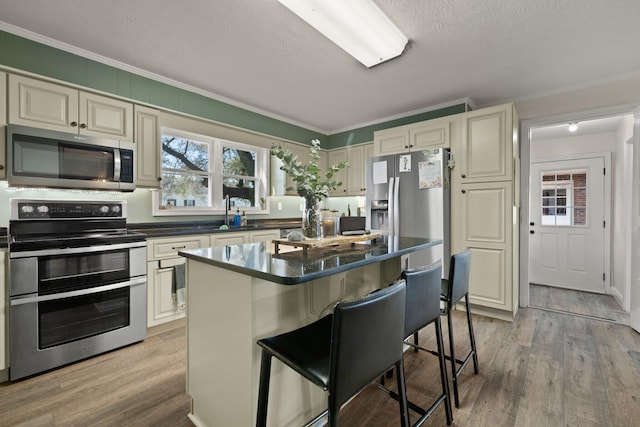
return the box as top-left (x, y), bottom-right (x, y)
top-left (395, 361), bottom-right (410, 427)
top-left (435, 317), bottom-right (453, 424)
top-left (465, 296), bottom-right (479, 374)
top-left (256, 351), bottom-right (272, 427)
top-left (446, 307), bottom-right (460, 408)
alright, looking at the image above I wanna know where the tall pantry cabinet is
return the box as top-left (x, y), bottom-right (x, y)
top-left (450, 104), bottom-right (519, 320)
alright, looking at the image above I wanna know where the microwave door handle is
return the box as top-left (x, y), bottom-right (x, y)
top-left (113, 148), bottom-right (121, 181)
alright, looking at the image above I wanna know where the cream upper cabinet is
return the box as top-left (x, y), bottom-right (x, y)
top-left (326, 143), bottom-right (372, 196)
top-left (271, 141), bottom-right (310, 196)
top-left (410, 117), bottom-right (452, 150)
top-left (457, 104), bottom-right (514, 183)
top-left (9, 74), bottom-right (133, 141)
top-left (0, 71), bottom-right (6, 179)
top-left (374, 117), bottom-right (452, 156)
top-left (346, 143), bottom-right (373, 195)
top-left (135, 105), bottom-right (161, 188)
top-left (328, 148), bottom-right (349, 196)
top-left (373, 125), bottom-right (410, 156)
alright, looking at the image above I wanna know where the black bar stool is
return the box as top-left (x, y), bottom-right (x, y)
top-left (380, 261), bottom-right (453, 426)
top-left (441, 249), bottom-right (479, 408)
top-left (256, 281), bottom-right (410, 427)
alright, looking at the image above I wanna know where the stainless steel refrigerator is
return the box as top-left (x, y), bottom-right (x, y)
top-left (365, 148), bottom-right (450, 271)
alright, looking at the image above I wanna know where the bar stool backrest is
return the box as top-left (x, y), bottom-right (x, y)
top-left (446, 249), bottom-right (471, 305)
top-left (329, 281), bottom-right (407, 414)
top-left (402, 261), bottom-right (442, 338)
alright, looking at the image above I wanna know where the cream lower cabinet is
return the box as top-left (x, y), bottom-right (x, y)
top-left (147, 230), bottom-right (281, 327)
top-left (453, 181), bottom-right (516, 318)
top-left (8, 74), bottom-right (133, 141)
top-left (147, 234), bottom-right (209, 327)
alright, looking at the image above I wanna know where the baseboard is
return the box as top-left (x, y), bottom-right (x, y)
top-left (609, 287), bottom-right (626, 311)
top-left (456, 302), bottom-right (517, 322)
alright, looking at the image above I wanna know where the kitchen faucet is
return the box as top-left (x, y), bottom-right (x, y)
top-left (225, 194), bottom-right (230, 227)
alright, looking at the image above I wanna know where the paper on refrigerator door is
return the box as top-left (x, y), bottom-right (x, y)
top-left (372, 161), bottom-right (388, 184)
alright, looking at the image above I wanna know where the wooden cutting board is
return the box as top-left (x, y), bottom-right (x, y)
top-left (273, 233), bottom-right (381, 255)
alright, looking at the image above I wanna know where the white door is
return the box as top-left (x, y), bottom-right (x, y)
top-left (529, 157), bottom-right (607, 293)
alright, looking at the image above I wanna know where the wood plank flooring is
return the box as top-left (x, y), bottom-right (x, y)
top-left (529, 283), bottom-right (629, 325)
top-left (1, 305), bottom-right (639, 426)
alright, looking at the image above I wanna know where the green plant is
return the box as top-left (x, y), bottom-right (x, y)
top-left (271, 139), bottom-right (348, 201)
top-left (272, 139), bottom-right (348, 238)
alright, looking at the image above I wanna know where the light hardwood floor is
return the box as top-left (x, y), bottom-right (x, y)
top-left (1, 308), bottom-right (639, 427)
top-left (529, 283), bottom-right (630, 325)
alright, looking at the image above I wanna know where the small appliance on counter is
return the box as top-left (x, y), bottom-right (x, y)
top-left (339, 216), bottom-right (366, 235)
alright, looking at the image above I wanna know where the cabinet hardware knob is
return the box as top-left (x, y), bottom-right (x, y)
top-left (0, 165), bottom-right (4, 170)
top-left (70, 121), bottom-right (78, 127)
top-left (461, 174), bottom-right (466, 178)
top-left (461, 189), bottom-right (466, 194)
top-left (530, 222), bottom-right (534, 226)
top-left (80, 123), bottom-right (87, 129)
top-left (157, 177), bottom-right (162, 181)
top-left (530, 230), bottom-right (535, 234)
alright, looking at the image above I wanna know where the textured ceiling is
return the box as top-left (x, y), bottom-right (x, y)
top-left (1, 0), bottom-right (640, 133)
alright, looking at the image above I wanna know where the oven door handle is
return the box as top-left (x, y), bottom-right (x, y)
top-left (10, 277), bottom-right (147, 306)
top-left (10, 240), bottom-right (147, 259)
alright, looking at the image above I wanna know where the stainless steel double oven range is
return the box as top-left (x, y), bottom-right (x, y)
top-left (8, 199), bottom-right (147, 380)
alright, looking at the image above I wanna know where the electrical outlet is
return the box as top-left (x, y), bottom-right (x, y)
top-left (299, 203), bottom-right (303, 212)
top-left (277, 202), bottom-right (282, 211)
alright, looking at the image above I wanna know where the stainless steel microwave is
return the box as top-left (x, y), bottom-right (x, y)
top-left (7, 124), bottom-right (136, 191)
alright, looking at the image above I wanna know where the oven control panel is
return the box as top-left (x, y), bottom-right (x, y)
top-left (10, 200), bottom-right (126, 220)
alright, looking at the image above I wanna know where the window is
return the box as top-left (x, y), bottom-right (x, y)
top-left (154, 128), bottom-right (269, 215)
top-left (540, 169), bottom-right (587, 226)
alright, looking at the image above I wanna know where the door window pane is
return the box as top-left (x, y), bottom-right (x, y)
top-left (540, 168), bottom-right (588, 226)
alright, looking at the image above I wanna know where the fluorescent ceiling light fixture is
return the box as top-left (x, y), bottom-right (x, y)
top-left (278, 0), bottom-right (408, 68)
top-left (568, 122), bottom-right (578, 132)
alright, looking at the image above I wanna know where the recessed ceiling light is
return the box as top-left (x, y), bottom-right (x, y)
top-left (278, 0), bottom-right (408, 68)
top-left (568, 122), bottom-right (578, 132)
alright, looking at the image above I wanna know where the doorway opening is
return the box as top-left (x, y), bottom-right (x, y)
top-left (525, 113), bottom-right (632, 324)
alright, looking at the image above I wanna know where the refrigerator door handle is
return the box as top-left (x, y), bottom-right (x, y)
top-left (388, 176), bottom-right (395, 238)
top-left (393, 176), bottom-right (400, 237)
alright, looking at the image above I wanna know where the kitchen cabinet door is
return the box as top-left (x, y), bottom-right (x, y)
top-left (373, 126), bottom-right (410, 156)
top-left (410, 118), bottom-right (452, 150)
top-left (79, 91), bottom-right (133, 141)
top-left (135, 105), bottom-right (161, 187)
top-left (285, 142), bottom-right (311, 196)
top-left (457, 103), bottom-right (513, 183)
top-left (249, 229), bottom-right (280, 243)
top-left (146, 234), bottom-right (209, 326)
top-left (9, 74), bottom-right (79, 133)
top-left (147, 258), bottom-right (186, 327)
top-left (347, 145), bottom-right (365, 195)
top-left (211, 232), bottom-right (248, 246)
top-left (8, 74), bottom-right (133, 141)
top-left (328, 148), bottom-right (349, 196)
top-left (0, 71), bottom-right (6, 179)
top-left (455, 180), bottom-right (513, 313)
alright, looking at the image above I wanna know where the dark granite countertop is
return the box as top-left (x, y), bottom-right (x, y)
top-left (128, 218), bottom-right (301, 238)
top-left (179, 235), bottom-right (441, 285)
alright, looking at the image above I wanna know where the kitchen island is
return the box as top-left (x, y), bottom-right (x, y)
top-left (179, 236), bottom-right (441, 427)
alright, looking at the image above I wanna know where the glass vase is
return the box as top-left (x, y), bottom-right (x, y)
top-left (302, 197), bottom-right (321, 239)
